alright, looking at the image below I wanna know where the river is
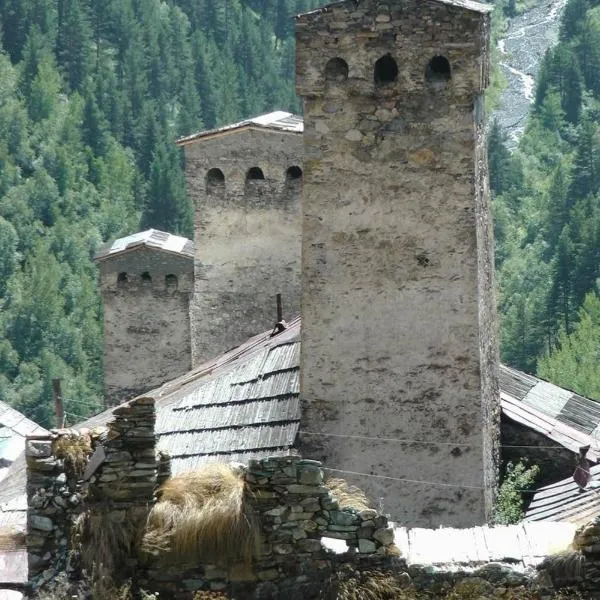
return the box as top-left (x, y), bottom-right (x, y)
top-left (493, 0), bottom-right (567, 147)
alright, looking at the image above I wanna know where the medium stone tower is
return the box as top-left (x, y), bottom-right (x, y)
top-left (96, 230), bottom-right (194, 406)
top-left (295, 0), bottom-right (499, 526)
top-left (177, 112), bottom-right (304, 366)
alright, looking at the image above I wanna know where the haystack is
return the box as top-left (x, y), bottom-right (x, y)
top-left (142, 463), bottom-right (260, 567)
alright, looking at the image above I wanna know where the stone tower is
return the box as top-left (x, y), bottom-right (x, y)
top-left (176, 111), bottom-right (303, 366)
top-left (96, 230), bottom-right (194, 406)
top-left (295, 0), bottom-right (499, 526)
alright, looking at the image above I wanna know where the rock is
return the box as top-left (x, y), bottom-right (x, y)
top-left (27, 440), bottom-right (53, 458)
top-left (298, 539), bottom-right (323, 553)
top-left (373, 527), bottom-right (394, 546)
top-left (330, 510), bottom-right (360, 526)
top-left (359, 509), bottom-right (378, 521)
top-left (29, 515), bottom-right (54, 532)
top-left (273, 543), bottom-right (294, 555)
top-left (345, 129), bottom-right (363, 142)
top-left (257, 569), bottom-right (279, 581)
top-left (358, 539), bottom-right (377, 553)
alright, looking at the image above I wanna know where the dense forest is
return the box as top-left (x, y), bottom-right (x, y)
top-left (0, 0), bottom-right (317, 427)
top-left (0, 0), bottom-right (598, 428)
top-left (489, 0), bottom-right (600, 400)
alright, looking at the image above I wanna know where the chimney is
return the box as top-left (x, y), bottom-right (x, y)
top-left (295, 0), bottom-right (499, 527)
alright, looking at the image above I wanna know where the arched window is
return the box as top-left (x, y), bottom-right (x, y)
top-left (117, 272), bottom-right (128, 288)
top-left (246, 167), bottom-right (265, 181)
top-left (325, 57), bottom-right (349, 82)
top-left (286, 166), bottom-right (303, 181)
top-left (426, 56), bottom-right (451, 84)
top-left (374, 54), bottom-right (398, 86)
top-left (206, 168), bottom-right (225, 193)
top-left (141, 271), bottom-right (152, 284)
top-left (165, 274), bottom-right (178, 292)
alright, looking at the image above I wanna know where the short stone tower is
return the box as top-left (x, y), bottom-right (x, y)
top-left (176, 112), bottom-right (303, 366)
top-left (96, 230), bottom-right (194, 406)
top-left (295, 0), bottom-right (499, 526)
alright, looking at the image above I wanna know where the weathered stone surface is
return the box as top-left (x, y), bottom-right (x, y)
top-left (27, 440), bottom-right (53, 458)
top-left (372, 527), bottom-right (394, 546)
top-left (297, 464), bottom-right (324, 486)
top-left (29, 515), bottom-right (54, 532)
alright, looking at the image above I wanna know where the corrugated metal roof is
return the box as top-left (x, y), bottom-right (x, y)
top-left (526, 463), bottom-right (600, 525)
top-left (500, 365), bottom-right (600, 461)
top-left (95, 229), bottom-right (194, 260)
top-left (176, 111), bottom-right (303, 145)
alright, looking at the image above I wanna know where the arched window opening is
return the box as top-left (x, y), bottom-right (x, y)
top-left (117, 272), bottom-right (128, 288)
top-left (286, 166), bottom-right (303, 181)
top-left (325, 57), bottom-right (349, 82)
top-left (206, 168), bottom-right (225, 192)
top-left (141, 271), bottom-right (152, 284)
top-left (426, 56), bottom-right (451, 84)
top-left (246, 167), bottom-right (265, 181)
top-left (374, 54), bottom-right (398, 86)
top-left (165, 274), bottom-right (178, 292)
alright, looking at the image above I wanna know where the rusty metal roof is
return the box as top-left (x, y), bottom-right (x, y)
top-left (176, 111), bottom-right (303, 146)
top-left (95, 229), bottom-right (194, 261)
top-left (500, 365), bottom-right (600, 461)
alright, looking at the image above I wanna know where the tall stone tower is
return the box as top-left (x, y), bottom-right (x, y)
top-left (295, 0), bottom-right (499, 526)
top-left (96, 230), bottom-right (194, 406)
top-left (177, 112), bottom-right (304, 366)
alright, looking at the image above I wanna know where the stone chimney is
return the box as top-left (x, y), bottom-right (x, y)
top-left (95, 229), bottom-right (193, 406)
top-left (295, 0), bottom-right (500, 527)
top-left (176, 112), bottom-right (303, 366)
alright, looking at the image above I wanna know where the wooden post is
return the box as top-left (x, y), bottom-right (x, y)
top-left (52, 378), bottom-right (64, 429)
top-left (276, 293), bottom-right (283, 323)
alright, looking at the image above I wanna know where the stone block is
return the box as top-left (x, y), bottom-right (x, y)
top-left (29, 515), bottom-right (54, 532)
top-left (373, 527), bottom-right (394, 546)
top-left (26, 440), bottom-right (53, 458)
top-left (358, 539), bottom-right (377, 554)
top-left (297, 463), bottom-right (324, 486)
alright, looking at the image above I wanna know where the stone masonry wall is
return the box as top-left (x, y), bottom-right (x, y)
top-left (180, 128), bottom-right (303, 366)
top-left (295, 0), bottom-right (499, 527)
top-left (98, 248), bottom-right (193, 406)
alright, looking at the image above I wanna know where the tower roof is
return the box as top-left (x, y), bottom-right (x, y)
top-left (295, 0), bottom-right (492, 20)
top-left (95, 229), bottom-right (194, 261)
top-left (176, 111), bottom-right (303, 146)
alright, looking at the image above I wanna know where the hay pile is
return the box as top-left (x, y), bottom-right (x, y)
top-left (142, 463), bottom-right (260, 567)
top-left (326, 477), bottom-right (371, 512)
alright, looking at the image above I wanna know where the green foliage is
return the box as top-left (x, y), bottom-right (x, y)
top-left (0, 0), bottom-right (320, 425)
top-left (492, 461), bottom-right (540, 525)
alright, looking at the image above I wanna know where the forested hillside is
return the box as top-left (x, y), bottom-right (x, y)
top-left (490, 0), bottom-right (600, 398)
top-left (0, 0), bottom-right (317, 426)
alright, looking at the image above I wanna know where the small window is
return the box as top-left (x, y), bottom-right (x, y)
top-left (325, 57), bottom-right (349, 82)
top-left (246, 167), bottom-right (265, 181)
top-left (141, 271), bottom-right (152, 284)
top-left (374, 54), bottom-right (398, 86)
top-left (117, 272), bottom-right (128, 288)
top-left (165, 274), bottom-right (178, 291)
top-left (286, 166), bottom-right (303, 181)
top-left (206, 168), bottom-right (225, 192)
top-left (426, 56), bottom-right (451, 84)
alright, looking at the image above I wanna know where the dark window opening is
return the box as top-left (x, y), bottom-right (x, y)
top-left (206, 168), bottom-right (225, 192)
top-left (426, 56), bottom-right (451, 83)
top-left (374, 54), bottom-right (398, 86)
top-left (286, 166), bottom-right (303, 181)
top-left (325, 57), bottom-right (349, 82)
top-left (141, 271), bottom-right (152, 284)
top-left (117, 272), bottom-right (128, 288)
top-left (247, 167), bottom-right (265, 181)
top-left (165, 274), bottom-right (178, 291)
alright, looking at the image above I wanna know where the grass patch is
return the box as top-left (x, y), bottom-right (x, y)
top-left (142, 463), bottom-right (260, 568)
top-left (326, 477), bottom-right (371, 512)
top-left (328, 566), bottom-right (416, 600)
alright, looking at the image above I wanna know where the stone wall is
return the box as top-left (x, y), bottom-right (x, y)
top-left (179, 128), bottom-right (303, 366)
top-left (98, 248), bottom-right (193, 406)
top-left (295, 0), bottom-right (499, 527)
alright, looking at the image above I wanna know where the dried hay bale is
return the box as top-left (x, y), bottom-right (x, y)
top-left (326, 477), bottom-right (371, 512)
top-left (142, 463), bottom-right (260, 568)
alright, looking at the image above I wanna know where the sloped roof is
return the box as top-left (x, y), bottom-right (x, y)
top-left (79, 318), bottom-right (301, 474)
top-left (295, 0), bottom-right (492, 21)
top-left (95, 229), bottom-right (194, 261)
top-left (525, 463), bottom-right (600, 525)
top-left (176, 111), bottom-right (303, 146)
top-left (500, 365), bottom-right (600, 461)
